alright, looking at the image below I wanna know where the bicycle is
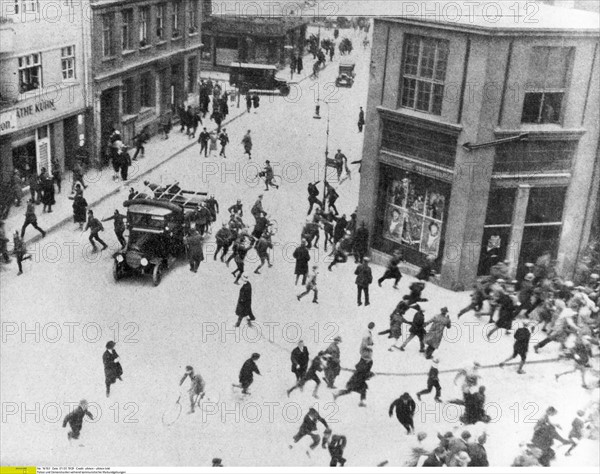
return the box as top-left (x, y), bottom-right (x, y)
top-left (161, 390), bottom-right (220, 426)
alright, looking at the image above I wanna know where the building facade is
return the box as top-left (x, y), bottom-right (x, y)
top-left (0, 0), bottom-right (89, 189)
top-left (90, 0), bottom-right (205, 164)
top-left (200, 0), bottom-right (308, 71)
top-left (357, 2), bottom-right (600, 290)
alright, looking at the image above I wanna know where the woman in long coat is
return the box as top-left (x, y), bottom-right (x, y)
top-left (103, 340), bottom-right (123, 397)
top-left (72, 190), bottom-right (88, 230)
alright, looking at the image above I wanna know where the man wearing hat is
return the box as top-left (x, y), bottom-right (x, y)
top-left (262, 160), bottom-right (279, 191)
top-left (324, 336), bottom-right (342, 388)
top-left (214, 222), bottom-right (233, 261)
top-left (423, 307), bottom-right (452, 359)
top-left (179, 365), bottom-right (205, 414)
top-left (416, 357), bottom-right (442, 403)
top-left (251, 194), bottom-right (264, 223)
top-left (184, 227), bottom-right (204, 273)
top-left (399, 304), bottom-right (427, 353)
top-left (235, 352), bottom-right (261, 395)
top-left (354, 257), bottom-right (373, 306)
top-left (62, 399), bottom-right (94, 442)
top-left (103, 340), bottom-right (123, 397)
top-left (499, 320), bottom-right (531, 374)
top-left (235, 274), bottom-right (256, 327)
top-left (293, 239), bottom-right (311, 285)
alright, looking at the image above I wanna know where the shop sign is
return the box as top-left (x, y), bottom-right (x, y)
top-left (0, 109), bottom-right (17, 136)
top-left (15, 99), bottom-right (56, 119)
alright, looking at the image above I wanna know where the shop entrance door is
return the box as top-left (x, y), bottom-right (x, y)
top-left (63, 115), bottom-right (79, 170)
top-left (100, 87), bottom-right (120, 165)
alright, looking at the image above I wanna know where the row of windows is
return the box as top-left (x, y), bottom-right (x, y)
top-left (103, 1), bottom-right (199, 57)
top-left (399, 35), bottom-right (574, 125)
top-left (17, 47), bottom-right (76, 94)
top-left (121, 57), bottom-right (197, 115)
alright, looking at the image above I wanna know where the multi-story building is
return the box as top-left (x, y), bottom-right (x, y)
top-left (90, 0), bottom-right (205, 163)
top-left (357, 1), bottom-right (600, 290)
top-left (200, 0), bottom-right (308, 71)
top-left (0, 0), bottom-right (89, 189)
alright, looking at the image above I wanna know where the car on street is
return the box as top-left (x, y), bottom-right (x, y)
top-left (113, 184), bottom-right (207, 286)
top-left (229, 62), bottom-right (291, 96)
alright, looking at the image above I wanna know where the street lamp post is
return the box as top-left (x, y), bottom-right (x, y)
top-left (323, 102), bottom-right (330, 202)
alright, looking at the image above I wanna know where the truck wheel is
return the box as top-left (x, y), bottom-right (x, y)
top-left (280, 86), bottom-right (290, 97)
top-left (152, 264), bottom-right (163, 286)
top-left (113, 261), bottom-right (123, 282)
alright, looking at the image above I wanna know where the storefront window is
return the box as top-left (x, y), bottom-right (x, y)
top-left (478, 188), bottom-right (516, 276)
top-left (378, 166), bottom-right (449, 264)
top-left (12, 140), bottom-right (37, 187)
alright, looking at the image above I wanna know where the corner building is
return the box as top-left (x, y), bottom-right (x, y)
top-left (357, 1), bottom-right (600, 290)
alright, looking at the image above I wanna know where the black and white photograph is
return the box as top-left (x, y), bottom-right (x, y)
top-left (1, 0), bottom-right (599, 472)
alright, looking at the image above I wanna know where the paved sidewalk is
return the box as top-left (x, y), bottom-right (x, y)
top-left (4, 107), bottom-right (247, 248)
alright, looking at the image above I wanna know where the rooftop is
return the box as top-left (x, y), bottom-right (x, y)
top-left (332, 0), bottom-right (600, 34)
top-left (207, 1), bottom-right (599, 35)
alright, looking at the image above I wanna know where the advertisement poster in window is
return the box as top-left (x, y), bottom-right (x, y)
top-left (421, 219), bottom-right (441, 256)
top-left (383, 205), bottom-right (404, 242)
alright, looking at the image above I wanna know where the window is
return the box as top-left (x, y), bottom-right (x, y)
top-left (122, 9), bottom-right (134, 51)
top-left (172, 1), bottom-right (181, 38)
top-left (156, 4), bottom-right (166, 40)
top-left (400, 35), bottom-right (449, 115)
top-left (518, 187), bottom-right (567, 272)
top-left (18, 53), bottom-right (42, 93)
top-left (123, 78), bottom-right (136, 115)
top-left (521, 47), bottom-right (573, 124)
top-left (102, 13), bottom-right (115, 57)
top-left (381, 119), bottom-right (457, 168)
top-left (61, 46), bottom-right (75, 80)
top-left (139, 7), bottom-right (150, 47)
top-left (187, 56), bottom-right (197, 91)
top-left (140, 72), bottom-right (155, 108)
top-left (188, 0), bottom-right (198, 34)
top-left (200, 35), bottom-right (212, 60)
top-left (478, 188), bottom-right (516, 275)
top-left (13, 0), bottom-right (38, 14)
top-left (494, 140), bottom-right (577, 173)
top-left (375, 164), bottom-right (450, 267)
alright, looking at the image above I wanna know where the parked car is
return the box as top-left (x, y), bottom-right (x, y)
top-left (336, 60), bottom-right (356, 87)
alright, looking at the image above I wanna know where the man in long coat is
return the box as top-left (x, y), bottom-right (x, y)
top-left (293, 239), bottom-right (311, 285)
top-left (355, 257), bottom-right (373, 306)
top-left (291, 341), bottom-right (310, 381)
top-left (235, 274), bottom-right (256, 327)
top-left (424, 307), bottom-right (452, 359)
top-left (103, 340), bottom-right (123, 397)
top-left (323, 336), bottom-right (342, 388)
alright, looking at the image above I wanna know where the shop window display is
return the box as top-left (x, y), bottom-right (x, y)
top-left (382, 172), bottom-right (447, 258)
